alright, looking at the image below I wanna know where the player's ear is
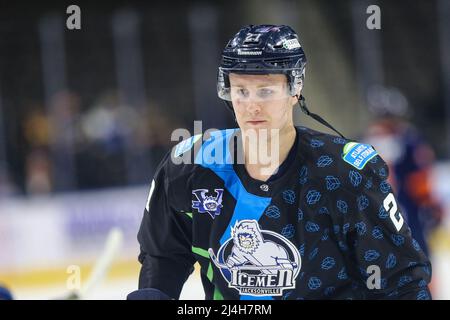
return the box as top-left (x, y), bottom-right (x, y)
top-left (290, 91), bottom-right (301, 107)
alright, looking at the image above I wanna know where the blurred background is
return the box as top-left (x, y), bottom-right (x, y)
top-left (0, 0), bottom-right (449, 299)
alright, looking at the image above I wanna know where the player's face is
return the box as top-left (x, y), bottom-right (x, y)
top-left (229, 73), bottom-right (297, 132)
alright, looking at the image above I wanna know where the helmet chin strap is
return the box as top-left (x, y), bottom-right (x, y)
top-left (223, 95), bottom-right (347, 139)
top-left (296, 95), bottom-right (347, 139)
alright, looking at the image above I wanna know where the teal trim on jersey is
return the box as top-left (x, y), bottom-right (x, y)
top-left (214, 287), bottom-right (224, 300)
top-left (192, 246), bottom-right (209, 259)
top-left (195, 129), bottom-right (273, 301)
top-left (184, 212), bottom-right (193, 219)
top-left (342, 142), bottom-right (378, 170)
top-left (207, 262), bottom-right (214, 282)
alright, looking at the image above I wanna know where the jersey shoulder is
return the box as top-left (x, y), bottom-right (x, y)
top-left (297, 126), bottom-right (389, 184)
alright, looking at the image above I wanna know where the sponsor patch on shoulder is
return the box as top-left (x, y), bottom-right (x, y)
top-left (174, 134), bottom-right (202, 157)
top-left (342, 142), bottom-right (378, 170)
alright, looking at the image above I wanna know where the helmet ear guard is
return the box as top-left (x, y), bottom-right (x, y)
top-left (287, 68), bottom-right (304, 96)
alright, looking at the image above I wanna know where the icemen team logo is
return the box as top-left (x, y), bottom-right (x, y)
top-left (208, 220), bottom-right (301, 296)
top-left (192, 189), bottom-right (224, 219)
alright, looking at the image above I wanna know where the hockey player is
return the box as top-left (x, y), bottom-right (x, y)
top-left (135, 25), bottom-right (432, 300)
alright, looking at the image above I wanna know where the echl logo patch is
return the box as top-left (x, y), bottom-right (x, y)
top-left (192, 189), bottom-right (224, 219)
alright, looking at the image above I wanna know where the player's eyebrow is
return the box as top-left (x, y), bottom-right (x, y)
top-left (230, 80), bottom-right (283, 87)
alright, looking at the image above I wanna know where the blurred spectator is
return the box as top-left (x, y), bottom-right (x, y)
top-left (79, 91), bottom-right (132, 152)
top-left (23, 108), bottom-right (51, 148)
top-left (22, 107), bottom-right (53, 195)
top-left (145, 106), bottom-right (180, 166)
top-left (17, 90), bottom-right (180, 192)
top-left (75, 90), bottom-right (178, 188)
top-left (364, 86), bottom-right (443, 257)
top-left (76, 91), bottom-right (129, 188)
top-left (25, 148), bottom-right (52, 194)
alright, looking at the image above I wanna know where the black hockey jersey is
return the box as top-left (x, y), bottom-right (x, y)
top-left (137, 126), bottom-right (432, 300)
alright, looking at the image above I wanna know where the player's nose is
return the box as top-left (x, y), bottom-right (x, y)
top-left (245, 101), bottom-right (262, 115)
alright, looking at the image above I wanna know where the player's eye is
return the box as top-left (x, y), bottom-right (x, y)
top-left (257, 88), bottom-right (274, 98)
top-left (235, 88), bottom-right (249, 98)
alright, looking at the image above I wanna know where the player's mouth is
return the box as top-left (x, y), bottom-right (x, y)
top-left (246, 120), bottom-right (267, 125)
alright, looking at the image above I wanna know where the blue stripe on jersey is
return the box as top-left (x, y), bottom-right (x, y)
top-left (195, 129), bottom-right (273, 300)
top-left (215, 170), bottom-right (272, 245)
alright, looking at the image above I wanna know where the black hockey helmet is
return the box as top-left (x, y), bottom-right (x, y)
top-left (217, 24), bottom-right (307, 100)
top-left (218, 24), bottom-right (346, 139)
